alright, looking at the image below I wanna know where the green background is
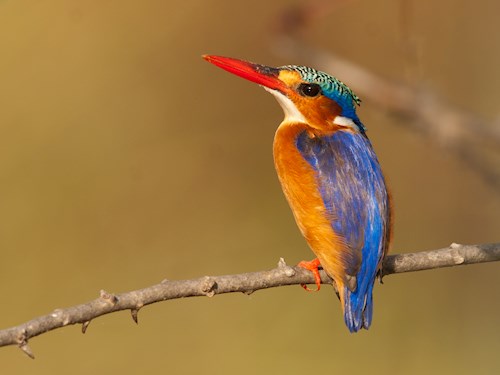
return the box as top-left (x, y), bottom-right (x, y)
top-left (1, 0), bottom-right (499, 374)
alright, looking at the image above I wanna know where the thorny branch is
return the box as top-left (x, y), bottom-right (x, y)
top-left (0, 2), bottom-right (497, 362)
top-left (0, 242), bottom-right (499, 358)
top-left (2, 3), bottom-right (499, 361)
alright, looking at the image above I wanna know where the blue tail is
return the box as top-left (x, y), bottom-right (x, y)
top-left (342, 216), bottom-right (382, 333)
top-left (343, 282), bottom-right (375, 332)
top-left (341, 188), bottom-right (385, 332)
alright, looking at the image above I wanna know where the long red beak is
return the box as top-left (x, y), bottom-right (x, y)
top-left (203, 55), bottom-right (287, 93)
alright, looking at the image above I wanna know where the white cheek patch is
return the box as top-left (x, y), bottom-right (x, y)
top-left (333, 116), bottom-right (360, 132)
top-left (263, 87), bottom-right (306, 124)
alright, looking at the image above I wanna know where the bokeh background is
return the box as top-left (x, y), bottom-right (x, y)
top-left (1, 0), bottom-right (499, 374)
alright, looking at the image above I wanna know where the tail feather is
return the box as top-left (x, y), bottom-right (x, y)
top-left (340, 282), bottom-right (375, 333)
top-left (363, 289), bottom-right (373, 330)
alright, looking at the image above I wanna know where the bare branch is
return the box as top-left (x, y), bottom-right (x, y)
top-left (0, 242), bottom-right (499, 357)
top-left (381, 242), bottom-right (500, 275)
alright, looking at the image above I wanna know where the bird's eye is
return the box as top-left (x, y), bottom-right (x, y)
top-left (298, 83), bottom-right (321, 97)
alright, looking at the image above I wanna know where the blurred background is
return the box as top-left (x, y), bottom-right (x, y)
top-left (0, 0), bottom-right (499, 374)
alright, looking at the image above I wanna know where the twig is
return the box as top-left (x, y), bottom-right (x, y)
top-left (0, 242), bottom-right (499, 357)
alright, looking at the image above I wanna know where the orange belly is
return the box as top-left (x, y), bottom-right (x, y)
top-left (273, 122), bottom-right (350, 292)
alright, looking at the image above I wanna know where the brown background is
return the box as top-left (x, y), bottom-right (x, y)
top-left (1, 0), bottom-right (499, 374)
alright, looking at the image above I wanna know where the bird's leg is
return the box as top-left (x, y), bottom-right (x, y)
top-left (297, 258), bottom-right (322, 292)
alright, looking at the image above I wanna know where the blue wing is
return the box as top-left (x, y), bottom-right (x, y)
top-left (296, 129), bottom-right (390, 331)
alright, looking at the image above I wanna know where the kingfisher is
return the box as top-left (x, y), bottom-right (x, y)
top-left (203, 55), bottom-right (392, 332)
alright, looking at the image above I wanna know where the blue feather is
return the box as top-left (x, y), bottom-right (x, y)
top-left (296, 130), bottom-right (389, 332)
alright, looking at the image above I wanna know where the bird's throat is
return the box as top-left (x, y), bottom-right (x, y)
top-left (264, 88), bottom-right (307, 125)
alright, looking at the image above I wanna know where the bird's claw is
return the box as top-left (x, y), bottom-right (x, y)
top-left (298, 258), bottom-right (322, 292)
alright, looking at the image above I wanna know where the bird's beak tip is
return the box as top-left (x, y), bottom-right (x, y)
top-left (201, 54), bottom-right (213, 62)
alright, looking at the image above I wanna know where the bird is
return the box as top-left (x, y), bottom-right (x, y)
top-left (203, 55), bottom-right (392, 333)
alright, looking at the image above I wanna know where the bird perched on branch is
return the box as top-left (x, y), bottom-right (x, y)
top-left (203, 55), bottom-right (392, 332)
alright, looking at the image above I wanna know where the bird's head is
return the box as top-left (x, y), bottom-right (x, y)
top-left (203, 55), bottom-right (364, 134)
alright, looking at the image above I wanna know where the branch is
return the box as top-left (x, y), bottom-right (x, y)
top-left (1, 242), bottom-right (499, 357)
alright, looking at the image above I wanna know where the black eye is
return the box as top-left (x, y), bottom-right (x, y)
top-left (298, 83), bottom-right (321, 97)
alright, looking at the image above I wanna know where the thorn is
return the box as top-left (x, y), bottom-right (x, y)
top-left (200, 276), bottom-right (217, 297)
top-left (99, 289), bottom-right (119, 305)
top-left (278, 257), bottom-right (296, 277)
top-left (19, 343), bottom-right (35, 359)
top-left (242, 290), bottom-right (254, 296)
top-left (131, 308), bottom-right (140, 324)
top-left (81, 320), bottom-right (91, 334)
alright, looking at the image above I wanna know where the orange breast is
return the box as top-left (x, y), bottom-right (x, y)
top-left (273, 122), bottom-right (349, 291)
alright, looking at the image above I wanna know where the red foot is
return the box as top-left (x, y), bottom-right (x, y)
top-left (297, 258), bottom-right (322, 292)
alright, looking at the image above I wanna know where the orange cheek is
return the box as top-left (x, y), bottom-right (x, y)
top-left (293, 95), bottom-right (343, 133)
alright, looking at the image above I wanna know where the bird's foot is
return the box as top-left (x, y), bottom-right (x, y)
top-left (297, 258), bottom-right (322, 292)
